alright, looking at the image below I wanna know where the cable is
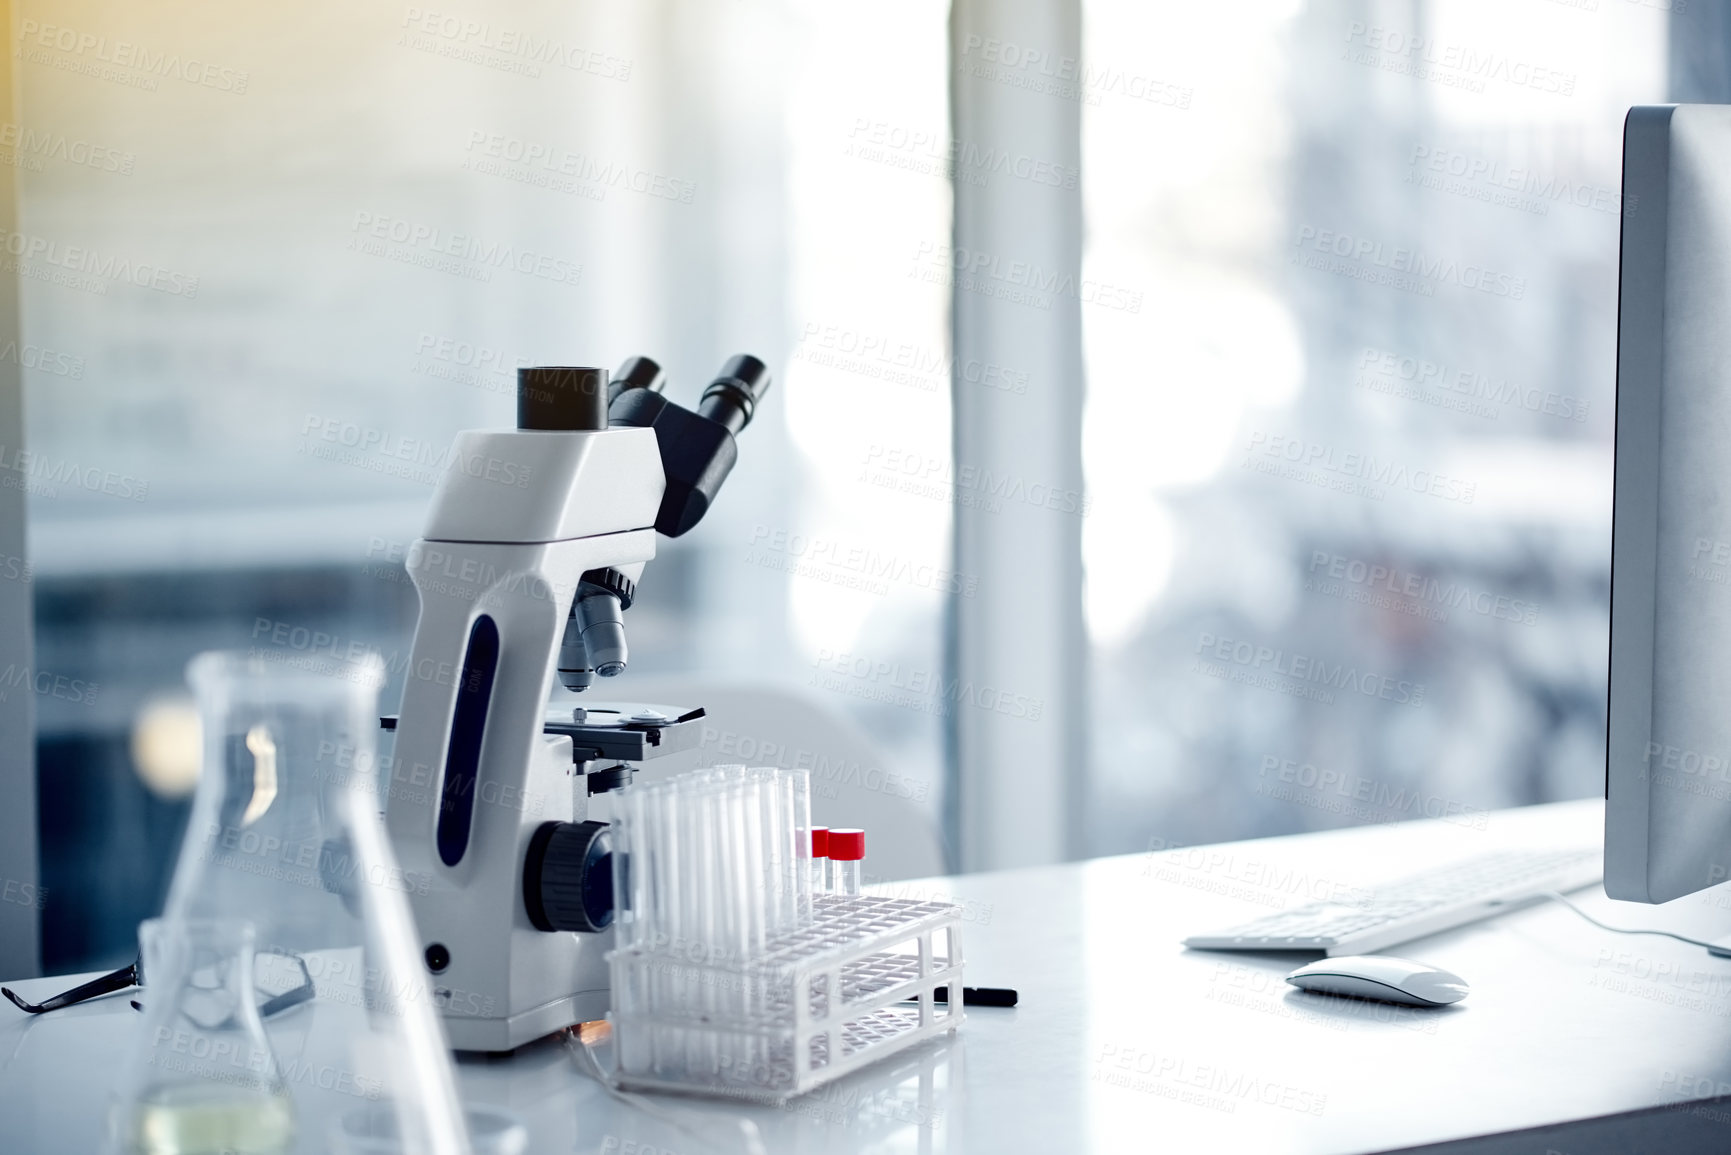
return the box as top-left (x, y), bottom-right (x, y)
top-left (1535, 890), bottom-right (1723, 952)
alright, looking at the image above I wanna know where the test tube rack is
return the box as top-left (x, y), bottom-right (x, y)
top-left (607, 894), bottom-right (965, 1102)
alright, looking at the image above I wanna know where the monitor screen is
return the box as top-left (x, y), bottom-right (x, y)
top-left (1606, 104), bottom-right (1731, 904)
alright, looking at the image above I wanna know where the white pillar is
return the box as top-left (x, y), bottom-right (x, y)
top-left (948, 0), bottom-right (1086, 871)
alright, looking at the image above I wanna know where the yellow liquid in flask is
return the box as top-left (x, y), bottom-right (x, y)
top-left (130, 1083), bottom-right (294, 1155)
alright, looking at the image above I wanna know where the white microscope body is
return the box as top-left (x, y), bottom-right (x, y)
top-left (384, 357), bottom-right (770, 1051)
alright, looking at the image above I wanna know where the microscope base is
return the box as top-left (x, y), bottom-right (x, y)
top-left (443, 986), bottom-right (612, 1053)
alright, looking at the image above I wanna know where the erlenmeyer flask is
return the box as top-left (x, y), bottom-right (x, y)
top-left (113, 650), bottom-right (471, 1155)
top-left (124, 918), bottom-right (293, 1155)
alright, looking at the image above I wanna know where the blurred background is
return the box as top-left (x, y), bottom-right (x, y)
top-left (9, 0), bottom-right (1693, 972)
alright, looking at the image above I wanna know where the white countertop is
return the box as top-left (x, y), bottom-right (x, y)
top-left (9, 798), bottom-right (1731, 1153)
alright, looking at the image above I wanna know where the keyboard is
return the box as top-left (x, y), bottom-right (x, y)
top-left (1183, 848), bottom-right (1603, 956)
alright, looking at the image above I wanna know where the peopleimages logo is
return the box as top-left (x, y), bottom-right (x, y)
top-left (0, 443), bottom-right (149, 501)
top-left (1642, 737), bottom-right (1731, 805)
top-left (1407, 144), bottom-right (1631, 217)
top-left (0, 228), bottom-right (199, 297)
top-left (1342, 22), bottom-right (1576, 97)
top-left (0, 340), bottom-right (84, 379)
top-left (846, 119), bottom-right (1079, 189)
top-left (1307, 551), bottom-right (1538, 627)
top-left (299, 414), bottom-right (533, 490)
top-left (17, 20), bottom-right (251, 94)
top-left (1195, 631), bottom-right (1425, 707)
top-left (0, 664), bottom-right (99, 706)
top-left (1093, 1043), bottom-right (1328, 1117)
top-left (1257, 755), bottom-right (1488, 829)
top-left (1244, 431), bottom-right (1477, 505)
top-left (1356, 346), bottom-right (1588, 423)
top-left (956, 36), bottom-right (1194, 110)
top-left (0, 122), bottom-right (134, 175)
top-left (698, 723), bottom-right (931, 804)
top-left (398, 7), bottom-right (632, 81)
top-left (411, 331), bottom-right (531, 396)
top-left (746, 524), bottom-right (978, 597)
top-left (862, 443), bottom-right (1091, 516)
top-left (463, 131), bottom-right (695, 204)
top-left (348, 211), bottom-right (583, 287)
top-left (912, 240), bottom-right (1144, 313)
top-left (1688, 538), bottom-right (1731, 588)
top-left (793, 321), bottom-right (1028, 396)
top-left (1643, 740), bottom-right (1731, 784)
top-left (809, 648), bottom-right (1044, 721)
top-left (1293, 226), bottom-right (1526, 299)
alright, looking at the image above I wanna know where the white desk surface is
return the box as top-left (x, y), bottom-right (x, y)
top-left (8, 798), bottom-right (1731, 1154)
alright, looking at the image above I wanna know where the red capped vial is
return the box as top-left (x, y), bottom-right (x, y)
top-left (828, 828), bottom-right (865, 896)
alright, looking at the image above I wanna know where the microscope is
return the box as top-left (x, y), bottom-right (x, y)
top-left (382, 354), bottom-right (771, 1051)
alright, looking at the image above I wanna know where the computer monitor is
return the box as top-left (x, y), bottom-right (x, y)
top-left (1605, 104), bottom-right (1731, 904)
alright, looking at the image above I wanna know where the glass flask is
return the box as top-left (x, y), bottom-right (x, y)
top-left (113, 650), bottom-right (472, 1155)
top-left (125, 918), bottom-right (294, 1155)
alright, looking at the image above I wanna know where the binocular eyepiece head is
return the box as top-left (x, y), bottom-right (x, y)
top-left (608, 353), bottom-right (773, 539)
top-left (518, 355), bottom-right (772, 442)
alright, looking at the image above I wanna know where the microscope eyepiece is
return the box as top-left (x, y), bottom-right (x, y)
top-left (609, 356), bottom-right (666, 404)
top-left (697, 354), bottom-right (772, 435)
top-left (519, 367), bottom-right (609, 431)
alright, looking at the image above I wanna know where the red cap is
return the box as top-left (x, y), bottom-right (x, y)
top-left (827, 828), bottom-right (865, 861)
top-left (810, 827), bottom-right (829, 857)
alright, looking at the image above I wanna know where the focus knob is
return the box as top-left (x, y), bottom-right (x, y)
top-left (523, 820), bottom-right (614, 933)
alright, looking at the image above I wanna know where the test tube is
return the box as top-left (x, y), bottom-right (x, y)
top-left (739, 775), bottom-right (766, 960)
top-left (749, 768), bottom-right (780, 938)
top-left (828, 828), bottom-right (865, 896)
top-left (698, 779), bottom-right (723, 1076)
top-left (789, 771), bottom-right (812, 924)
top-left (776, 769), bottom-right (797, 933)
top-left (810, 827), bottom-right (830, 896)
top-left (612, 789), bottom-right (637, 950)
top-left (770, 768), bottom-right (802, 934)
top-left (662, 787), bottom-right (687, 1075)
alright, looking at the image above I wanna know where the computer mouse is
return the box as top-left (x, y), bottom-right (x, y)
top-left (1285, 955), bottom-right (1468, 1007)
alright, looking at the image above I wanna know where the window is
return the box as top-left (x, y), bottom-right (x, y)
top-left (22, 0), bottom-right (950, 972)
top-left (1079, 0), bottom-right (1665, 851)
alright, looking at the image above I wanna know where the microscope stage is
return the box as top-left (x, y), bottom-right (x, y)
top-left (379, 702), bottom-right (706, 763)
